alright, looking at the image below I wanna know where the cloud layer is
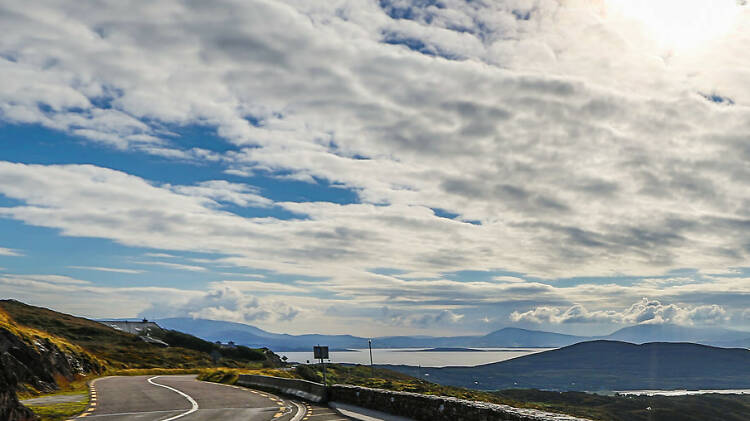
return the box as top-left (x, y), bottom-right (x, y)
top-left (511, 298), bottom-right (729, 326)
top-left (1, 0), bottom-right (750, 333)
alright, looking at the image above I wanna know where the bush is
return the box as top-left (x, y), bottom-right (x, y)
top-left (295, 364), bottom-right (322, 383)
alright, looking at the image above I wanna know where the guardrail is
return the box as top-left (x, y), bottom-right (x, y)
top-left (235, 374), bottom-right (327, 403)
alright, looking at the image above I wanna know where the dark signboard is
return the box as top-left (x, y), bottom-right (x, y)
top-left (313, 345), bottom-right (329, 360)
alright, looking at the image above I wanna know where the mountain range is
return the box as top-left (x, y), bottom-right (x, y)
top-left (156, 317), bottom-right (750, 351)
top-left (384, 340), bottom-right (750, 391)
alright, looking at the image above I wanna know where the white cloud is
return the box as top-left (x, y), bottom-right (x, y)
top-left (215, 280), bottom-right (307, 294)
top-left (139, 284), bottom-right (301, 324)
top-left (0, 272), bottom-right (202, 318)
top-left (169, 180), bottom-right (273, 208)
top-left (138, 261), bottom-right (207, 272)
top-left (144, 253), bottom-right (178, 258)
top-left (0, 247), bottom-right (23, 257)
top-left (381, 307), bottom-right (465, 328)
top-left (69, 266), bottom-right (143, 274)
top-left (219, 272), bottom-right (266, 279)
top-left (511, 298), bottom-right (729, 326)
top-left (1, 274), bottom-right (91, 285)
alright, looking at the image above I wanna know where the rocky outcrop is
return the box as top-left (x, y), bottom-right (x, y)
top-left (0, 327), bottom-right (104, 421)
top-left (0, 360), bottom-right (37, 421)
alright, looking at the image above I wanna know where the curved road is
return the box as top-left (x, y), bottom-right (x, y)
top-left (74, 375), bottom-right (349, 421)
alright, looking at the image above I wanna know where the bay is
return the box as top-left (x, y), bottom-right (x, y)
top-left (278, 347), bottom-right (553, 367)
top-left (615, 389), bottom-right (750, 396)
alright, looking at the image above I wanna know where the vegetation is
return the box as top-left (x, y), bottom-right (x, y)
top-left (201, 363), bottom-right (559, 411)
top-left (0, 299), bottom-right (271, 371)
top-left (22, 391), bottom-right (89, 421)
top-left (0, 299), bottom-right (279, 420)
top-left (200, 363), bottom-right (750, 421)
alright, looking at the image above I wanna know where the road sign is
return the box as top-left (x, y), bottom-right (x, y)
top-left (313, 345), bottom-right (329, 360)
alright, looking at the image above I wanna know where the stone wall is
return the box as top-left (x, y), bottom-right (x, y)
top-left (231, 374), bottom-right (593, 421)
top-left (328, 385), bottom-right (593, 421)
top-left (236, 374), bottom-right (327, 402)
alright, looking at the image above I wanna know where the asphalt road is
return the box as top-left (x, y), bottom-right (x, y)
top-left (75, 375), bottom-right (349, 421)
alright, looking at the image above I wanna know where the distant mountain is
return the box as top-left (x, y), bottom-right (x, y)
top-left (157, 318), bottom-right (279, 339)
top-left (473, 327), bottom-right (584, 347)
top-left (714, 337), bottom-right (750, 348)
top-left (157, 318), bottom-right (371, 350)
top-left (386, 341), bottom-right (750, 391)
top-left (603, 324), bottom-right (744, 345)
top-left (156, 318), bottom-right (588, 351)
top-left (157, 318), bottom-right (750, 351)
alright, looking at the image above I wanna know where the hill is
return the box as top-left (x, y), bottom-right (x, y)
top-left (385, 340), bottom-right (750, 391)
top-left (0, 301), bottom-right (271, 370)
top-left (0, 300), bottom-right (278, 420)
top-left (473, 327), bottom-right (584, 347)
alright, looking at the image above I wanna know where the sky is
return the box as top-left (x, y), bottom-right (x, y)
top-left (1, 0), bottom-right (750, 337)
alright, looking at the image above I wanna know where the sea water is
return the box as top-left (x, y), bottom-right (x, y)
top-left (278, 347), bottom-right (552, 367)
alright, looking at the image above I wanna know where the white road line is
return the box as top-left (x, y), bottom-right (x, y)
top-left (290, 401), bottom-right (307, 421)
top-left (147, 376), bottom-right (199, 421)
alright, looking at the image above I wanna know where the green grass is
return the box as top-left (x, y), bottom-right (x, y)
top-left (25, 391), bottom-right (89, 421)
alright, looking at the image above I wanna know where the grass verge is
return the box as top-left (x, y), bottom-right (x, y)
top-left (25, 391), bottom-right (89, 421)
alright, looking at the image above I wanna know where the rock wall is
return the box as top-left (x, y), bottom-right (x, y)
top-left (328, 385), bottom-right (593, 421)
top-left (0, 356), bottom-right (37, 421)
top-left (0, 327), bottom-right (105, 421)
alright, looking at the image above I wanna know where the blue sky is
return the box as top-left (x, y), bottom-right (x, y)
top-left (1, 0), bottom-right (749, 336)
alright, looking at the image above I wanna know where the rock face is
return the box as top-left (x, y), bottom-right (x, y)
top-left (0, 362), bottom-right (37, 421)
top-left (0, 327), bottom-right (104, 421)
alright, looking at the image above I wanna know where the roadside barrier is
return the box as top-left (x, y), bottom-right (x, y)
top-left (236, 374), bottom-right (327, 403)
top-left (234, 375), bottom-right (593, 421)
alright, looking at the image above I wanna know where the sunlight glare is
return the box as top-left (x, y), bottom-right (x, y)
top-left (606, 0), bottom-right (740, 50)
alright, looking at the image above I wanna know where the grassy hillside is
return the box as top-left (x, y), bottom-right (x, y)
top-left (391, 340), bottom-right (750, 391)
top-left (0, 300), bottom-right (270, 370)
top-left (0, 300), bottom-right (279, 420)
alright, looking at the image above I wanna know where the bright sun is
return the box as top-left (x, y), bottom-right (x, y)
top-left (606, 0), bottom-right (741, 50)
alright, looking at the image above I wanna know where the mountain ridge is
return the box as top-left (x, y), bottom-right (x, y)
top-left (156, 317), bottom-right (750, 351)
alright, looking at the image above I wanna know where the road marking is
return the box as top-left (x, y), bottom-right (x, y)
top-left (73, 409), bottom-right (186, 418)
top-left (290, 402), bottom-right (307, 421)
top-left (147, 376), bottom-right (199, 421)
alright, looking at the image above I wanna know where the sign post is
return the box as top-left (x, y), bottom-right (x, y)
top-left (313, 345), bottom-right (329, 385)
top-left (368, 339), bottom-right (374, 376)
